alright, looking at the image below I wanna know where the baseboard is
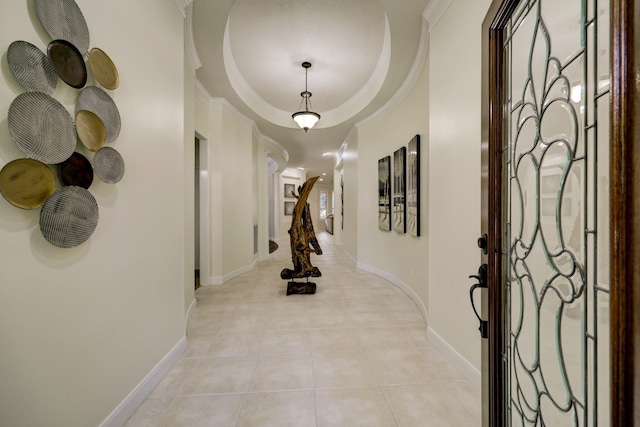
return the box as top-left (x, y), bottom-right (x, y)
top-left (223, 259), bottom-right (257, 283)
top-left (185, 297), bottom-right (197, 333)
top-left (206, 259), bottom-right (259, 286)
top-left (343, 248), bottom-right (357, 264)
top-left (427, 327), bottom-right (481, 389)
top-left (356, 261), bottom-right (429, 324)
top-left (99, 336), bottom-right (187, 427)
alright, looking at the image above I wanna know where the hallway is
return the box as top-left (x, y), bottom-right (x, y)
top-left (125, 232), bottom-right (480, 426)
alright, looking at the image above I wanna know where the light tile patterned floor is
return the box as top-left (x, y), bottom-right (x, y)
top-left (125, 232), bottom-right (481, 426)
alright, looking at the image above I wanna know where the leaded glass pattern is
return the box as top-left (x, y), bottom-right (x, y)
top-left (503, 0), bottom-right (609, 425)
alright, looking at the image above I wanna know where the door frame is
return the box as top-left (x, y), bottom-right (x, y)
top-left (481, 0), bottom-right (640, 425)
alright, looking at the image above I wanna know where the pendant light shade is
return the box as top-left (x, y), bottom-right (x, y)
top-left (292, 62), bottom-right (320, 132)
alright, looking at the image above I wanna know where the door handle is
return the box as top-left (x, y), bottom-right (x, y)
top-left (469, 264), bottom-right (488, 339)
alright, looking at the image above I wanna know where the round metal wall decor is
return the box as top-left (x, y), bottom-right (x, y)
top-left (47, 39), bottom-right (87, 89)
top-left (39, 186), bottom-right (99, 248)
top-left (58, 152), bottom-right (93, 189)
top-left (4, 0), bottom-right (126, 248)
top-left (8, 92), bottom-right (76, 165)
top-left (33, 0), bottom-right (90, 54)
top-left (0, 158), bottom-right (55, 209)
top-left (77, 86), bottom-right (121, 142)
top-left (7, 40), bottom-right (57, 95)
top-left (76, 110), bottom-right (106, 152)
top-left (89, 48), bottom-right (119, 90)
top-left (93, 147), bottom-right (124, 184)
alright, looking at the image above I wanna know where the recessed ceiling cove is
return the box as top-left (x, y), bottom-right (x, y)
top-left (224, 0), bottom-right (389, 129)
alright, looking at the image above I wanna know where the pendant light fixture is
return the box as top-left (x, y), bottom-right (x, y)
top-left (292, 61), bottom-right (320, 132)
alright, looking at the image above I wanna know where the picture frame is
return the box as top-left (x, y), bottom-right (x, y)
top-left (393, 146), bottom-right (406, 233)
top-left (284, 201), bottom-right (295, 216)
top-left (407, 135), bottom-right (420, 236)
top-left (284, 183), bottom-right (296, 198)
top-left (378, 156), bottom-right (391, 231)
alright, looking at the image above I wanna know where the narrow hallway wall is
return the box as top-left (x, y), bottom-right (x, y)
top-left (427, 0), bottom-right (492, 376)
top-left (0, 1), bottom-right (187, 425)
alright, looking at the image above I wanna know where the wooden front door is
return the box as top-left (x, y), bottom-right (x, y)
top-left (480, 0), bottom-right (640, 425)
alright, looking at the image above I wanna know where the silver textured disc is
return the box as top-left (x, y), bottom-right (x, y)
top-left (33, 0), bottom-right (90, 54)
top-left (8, 92), bottom-right (76, 164)
top-left (7, 40), bottom-right (57, 94)
top-left (40, 186), bottom-right (99, 248)
top-left (94, 146), bottom-right (124, 184)
top-left (77, 86), bottom-right (121, 142)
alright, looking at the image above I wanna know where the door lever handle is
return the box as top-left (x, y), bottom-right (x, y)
top-left (469, 264), bottom-right (488, 339)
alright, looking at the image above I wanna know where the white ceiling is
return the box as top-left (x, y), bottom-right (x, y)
top-left (191, 0), bottom-right (432, 182)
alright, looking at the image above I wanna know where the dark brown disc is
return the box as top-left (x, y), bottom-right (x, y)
top-left (58, 152), bottom-right (93, 189)
top-left (47, 39), bottom-right (87, 89)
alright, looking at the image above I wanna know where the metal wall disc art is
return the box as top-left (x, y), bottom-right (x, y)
top-left (93, 146), bottom-right (124, 184)
top-left (47, 39), bottom-right (87, 88)
top-left (58, 152), bottom-right (93, 189)
top-left (40, 186), bottom-right (98, 248)
top-left (76, 110), bottom-right (106, 151)
top-left (8, 92), bottom-right (76, 164)
top-left (33, 0), bottom-right (90, 54)
top-left (77, 86), bottom-right (121, 142)
top-left (4, 1), bottom-right (125, 248)
top-left (0, 158), bottom-right (55, 209)
top-left (89, 48), bottom-right (119, 90)
top-left (7, 41), bottom-right (57, 94)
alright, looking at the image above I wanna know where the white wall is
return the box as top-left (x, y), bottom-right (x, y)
top-left (194, 99), bottom-right (256, 283)
top-left (0, 1), bottom-right (186, 425)
top-left (427, 0), bottom-right (492, 372)
top-left (341, 135), bottom-right (359, 259)
top-left (184, 46), bottom-right (196, 322)
top-left (356, 52), bottom-right (429, 316)
top-left (278, 168), bottom-right (307, 240)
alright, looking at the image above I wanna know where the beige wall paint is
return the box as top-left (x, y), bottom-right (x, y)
top-left (279, 168), bottom-right (307, 240)
top-left (0, 1), bottom-right (186, 425)
top-left (184, 52), bottom-right (196, 321)
top-left (356, 52), bottom-right (429, 312)
top-left (220, 113), bottom-right (255, 276)
top-left (194, 102), bottom-right (256, 282)
top-left (427, 0), bottom-right (492, 371)
top-left (341, 136), bottom-right (359, 259)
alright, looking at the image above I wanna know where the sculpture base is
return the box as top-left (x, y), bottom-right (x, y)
top-left (286, 281), bottom-right (316, 295)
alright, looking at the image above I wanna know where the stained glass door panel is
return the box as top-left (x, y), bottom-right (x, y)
top-left (503, 0), bottom-right (609, 425)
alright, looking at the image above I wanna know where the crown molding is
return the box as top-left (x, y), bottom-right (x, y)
top-left (252, 124), bottom-right (261, 141)
top-left (173, 0), bottom-right (193, 18)
top-left (195, 79), bottom-right (289, 164)
top-left (356, 13), bottom-right (429, 131)
top-left (195, 79), bottom-right (215, 108)
top-left (423, 0), bottom-right (454, 32)
top-left (195, 80), bottom-right (255, 129)
top-left (260, 135), bottom-right (290, 163)
top-left (185, 2), bottom-right (202, 72)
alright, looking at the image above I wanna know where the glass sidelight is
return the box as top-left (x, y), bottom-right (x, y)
top-left (502, 0), bottom-right (610, 425)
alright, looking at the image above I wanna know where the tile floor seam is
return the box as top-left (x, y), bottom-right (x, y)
top-left (124, 231), bottom-right (481, 426)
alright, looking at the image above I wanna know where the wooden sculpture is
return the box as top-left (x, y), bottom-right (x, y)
top-left (281, 176), bottom-right (322, 295)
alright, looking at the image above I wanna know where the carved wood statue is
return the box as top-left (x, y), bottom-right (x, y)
top-left (281, 176), bottom-right (322, 294)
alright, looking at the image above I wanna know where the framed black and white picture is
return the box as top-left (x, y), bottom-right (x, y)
top-left (284, 183), bottom-right (296, 198)
top-left (393, 146), bottom-right (406, 233)
top-left (284, 201), bottom-right (295, 215)
top-left (407, 135), bottom-right (420, 236)
top-left (378, 156), bottom-right (391, 231)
